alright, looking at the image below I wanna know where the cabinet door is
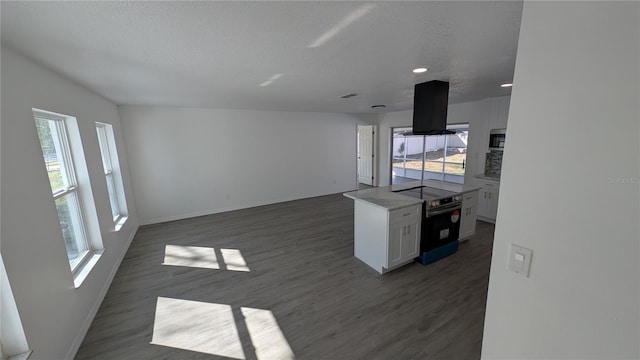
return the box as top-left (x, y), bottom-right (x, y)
top-left (460, 205), bottom-right (477, 239)
top-left (460, 192), bottom-right (478, 239)
top-left (387, 223), bottom-right (404, 268)
top-left (487, 190), bottom-right (499, 219)
top-left (401, 220), bottom-right (420, 260)
top-left (496, 97), bottom-right (510, 129)
top-left (466, 104), bottom-right (490, 177)
top-left (477, 190), bottom-right (490, 218)
top-left (489, 96), bottom-right (510, 130)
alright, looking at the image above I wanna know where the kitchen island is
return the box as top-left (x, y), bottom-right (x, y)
top-left (344, 180), bottom-right (479, 274)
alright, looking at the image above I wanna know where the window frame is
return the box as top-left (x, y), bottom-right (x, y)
top-left (96, 123), bottom-right (120, 223)
top-left (95, 122), bottom-right (128, 227)
top-left (34, 111), bottom-right (92, 273)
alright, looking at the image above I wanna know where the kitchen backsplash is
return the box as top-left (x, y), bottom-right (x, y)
top-left (485, 150), bottom-right (503, 177)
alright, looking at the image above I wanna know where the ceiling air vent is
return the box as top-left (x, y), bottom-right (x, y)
top-left (340, 93), bottom-right (358, 99)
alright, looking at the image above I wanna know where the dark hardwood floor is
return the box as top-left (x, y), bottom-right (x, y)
top-left (75, 193), bottom-right (495, 360)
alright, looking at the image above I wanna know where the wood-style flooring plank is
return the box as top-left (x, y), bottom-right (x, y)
top-left (75, 193), bottom-right (494, 360)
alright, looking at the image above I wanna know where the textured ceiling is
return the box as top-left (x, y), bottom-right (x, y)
top-left (0, 1), bottom-right (522, 113)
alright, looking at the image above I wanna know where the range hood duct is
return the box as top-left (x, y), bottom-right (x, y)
top-left (412, 80), bottom-right (453, 135)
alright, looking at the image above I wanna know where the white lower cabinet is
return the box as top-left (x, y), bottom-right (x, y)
top-left (353, 201), bottom-right (421, 274)
top-left (476, 179), bottom-right (500, 223)
top-left (387, 216), bottom-right (420, 269)
top-left (459, 190), bottom-right (479, 240)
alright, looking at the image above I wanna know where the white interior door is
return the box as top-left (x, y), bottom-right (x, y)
top-left (357, 125), bottom-right (375, 185)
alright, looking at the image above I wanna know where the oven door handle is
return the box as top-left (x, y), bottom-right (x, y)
top-left (427, 203), bottom-right (462, 216)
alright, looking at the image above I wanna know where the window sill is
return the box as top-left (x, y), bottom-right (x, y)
top-left (114, 216), bottom-right (128, 232)
top-left (73, 250), bottom-right (104, 288)
top-left (9, 350), bottom-right (32, 360)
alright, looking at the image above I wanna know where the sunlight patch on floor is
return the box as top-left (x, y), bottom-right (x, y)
top-left (163, 245), bottom-right (251, 271)
top-left (241, 307), bottom-right (295, 360)
top-left (151, 297), bottom-right (245, 359)
top-left (221, 249), bottom-right (250, 272)
top-left (150, 297), bottom-right (295, 359)
top-left (162, 245), bottom-right (220, 269)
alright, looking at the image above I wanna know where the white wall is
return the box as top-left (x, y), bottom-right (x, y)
top-left (0, 256), bottom-right (29, 356)
top-left (376, 96), bottom-right (508, 186)
top-left (1, 47), bottom-right (139, 360)
top-left (377, 109), bottom-right (414, 186)
top-left (482, 2), bottom-right (639, 359)
top-left (119, 106), bottom-right (363, 224)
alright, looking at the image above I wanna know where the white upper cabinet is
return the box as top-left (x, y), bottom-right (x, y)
top-left (489, 96), bottom-right (511, 130)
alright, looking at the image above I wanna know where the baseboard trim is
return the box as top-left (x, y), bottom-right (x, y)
top-left (64, 225), bottom-right (139, 360)
top-left (141, 189), bottom-right (353, 225)
top-left (476, 215), bottom-right (496, 224)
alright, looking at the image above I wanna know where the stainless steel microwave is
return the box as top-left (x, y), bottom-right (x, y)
top-left (489, 129), bottom-right (506, 150)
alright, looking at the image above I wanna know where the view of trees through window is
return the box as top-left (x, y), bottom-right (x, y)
top-left (392, 124), bottom-right (469, 184)
top-left (35, 114), bottom-right (90, 271)
top-left (35, 118), bottom-right (65, 191)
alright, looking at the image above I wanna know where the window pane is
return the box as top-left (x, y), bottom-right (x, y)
top-left (391, 128), bottom-right (427, 181)
top-left (35, 118), bottom-right (67, 193)
top-left (444, 131), bottom-right (468, 176)
top-left (96, 125), bottom-right (112, 173)
top-left (106, 174), bottom-right (120, 219)
top-left (55, 193), bottom-right (89, 269)
top-left (425, 135), bottom-right (445, 171)
top-left (391, 125), bottom-right (468, 185)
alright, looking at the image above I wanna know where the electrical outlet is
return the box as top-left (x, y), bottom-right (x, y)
top-left (508, 244), bottom-right (532, 278)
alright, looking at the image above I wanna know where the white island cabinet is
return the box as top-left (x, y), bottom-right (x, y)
top-left (353, 201), bottom-right (421, 274)
top-left (344, 181), bottom-right (479, 273)
top-left (343, 187), bottom-right (424, 274)
top-left (460, 189), bottom-right (479, 240)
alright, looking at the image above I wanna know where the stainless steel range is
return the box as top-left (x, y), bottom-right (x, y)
top-left (393, 186), bottom-right (463, 256)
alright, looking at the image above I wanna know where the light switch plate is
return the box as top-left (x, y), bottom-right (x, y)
top-left (509, 244), bottom-right (532, 278)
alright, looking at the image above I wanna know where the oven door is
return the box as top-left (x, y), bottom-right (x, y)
top-left (422, 204), bottom-right (461, 251)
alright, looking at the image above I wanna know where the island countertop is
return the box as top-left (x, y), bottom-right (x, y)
top-left (343, 180), bottom-right (480, 211)
top-left (343, 186), bottom-right (424, 210)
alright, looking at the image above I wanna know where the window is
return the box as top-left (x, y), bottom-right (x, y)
top-left (391, 124), bottom-right (469, 184)
top-left (96, 123), bottom-right (127, 225)
top-left (35, 111), bottom-right (93, 272)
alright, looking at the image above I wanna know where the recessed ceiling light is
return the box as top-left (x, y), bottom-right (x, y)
top-left (501, 83), bottom-right (513, 87)
top-left (413, 68), bottom-right (428, 74)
